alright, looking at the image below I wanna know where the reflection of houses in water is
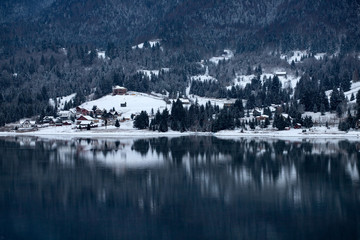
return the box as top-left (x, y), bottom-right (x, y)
top-left (18, 137), bottom-right (37, 147)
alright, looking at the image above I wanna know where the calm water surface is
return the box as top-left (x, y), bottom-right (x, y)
top-left (0, 136), bottom-right (359, 240)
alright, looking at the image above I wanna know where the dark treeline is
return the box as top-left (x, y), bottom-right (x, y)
top-left (134, 97), bottom-right (342, 132)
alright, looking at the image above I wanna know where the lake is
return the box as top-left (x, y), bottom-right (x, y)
top-left (0, 136), bottom-right (359, 240)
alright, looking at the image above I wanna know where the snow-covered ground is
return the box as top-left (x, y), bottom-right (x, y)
top-left (80, 91), bottom-right (168, 118)
top-left (97, 50), bottom-right (106, 59)
top-left (132, 39), bottom-right (161, 49)
top-left (49, 93), bottom-right (76, 110)
top-left (137, 70), bottom-right (160, 79)
top-left (227, 73), bottom-right (300, 90)
top-left (215, 126), bottom-right (360, 140)
top-left (281, 51), bottom-right (331, 63)
top-left (191, 66), bottom-right (218, 83)
top-left (314, 53), bottom-right (326, 60)
top-left (280, 50), bottom-right (308, 64)
top-left (137, 68), bottom-right (169, 79)
top-left (187, 95), bottom-right (236, 108)
top-left (345, 81), bottom-right (360, 100)
top-left (325, 81), bottom-right (360, 102)
top-left (209, 49), bottom-right (234, 65)
top-left (1, 124), bottom-right (359, 140)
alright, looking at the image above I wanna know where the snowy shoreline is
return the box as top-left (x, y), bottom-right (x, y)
top-left (0, 125), bottom-right (359, 140)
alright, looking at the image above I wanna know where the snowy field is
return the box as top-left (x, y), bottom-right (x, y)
top-left (80, 91), bottom-right (168, 118)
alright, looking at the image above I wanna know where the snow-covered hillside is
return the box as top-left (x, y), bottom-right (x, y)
top-left (49, 93), bottom-right (76, 110)
top-left (227, 73), bottom-right (300, 90)
top-left (191, 66), bottom-right (217, 83)
top-left (280, 50), bottom-right (308, 64)
top-left (137, 68), bottom-right (169, 79)
top-left (281, 51), bottom-right (329, 63)
top-left (187, 95), bottom-right (236, 108)
top-left (137, 70), bottom-right (159, 79)
top-left (80, 91), bottom-right (168, 118)
top-left (325, 81), bottom-right (360, 102)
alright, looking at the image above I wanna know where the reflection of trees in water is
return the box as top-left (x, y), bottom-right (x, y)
top-left (0, 137), bottom-right (360, 239)
top-left (130, 137), bottom-right (360, 185)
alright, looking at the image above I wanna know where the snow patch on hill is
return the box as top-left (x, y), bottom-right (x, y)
top-left (314, 53), bottom-right (326, 60)
top-left (345, 82), bottom-right (360, 100)
top-left (325, 81), bottom-right (360, 102)
top-left (280, 50), bottom-right (308, 64)
top-left (227, 73), bottom-right (300, 90)
top-left (138, 70), bottom-right (160, 79)
top-left (191, 75), bottom-right (218, 82)
top-left (132, 39), bottom-right (161, 49)
top-left (49, 93), bottom-right (76, 110)
top-left (209, 49), bottom-right (234, 65)
top-left (97, 50), bottom-right (106, 59)
top-left (191, 66), bottom-right (218, 83)
top-left (137, 68), bottom-right (169, 79)
top-left (187, 95), bottom-right (236, 109)
top-left (79, 91), bottom-right (168, 118)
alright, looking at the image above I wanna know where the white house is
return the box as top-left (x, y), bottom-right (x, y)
top-left (19, 119), bottom-right (36, 128)
top-left (58, 110), bottom-right (73, 120)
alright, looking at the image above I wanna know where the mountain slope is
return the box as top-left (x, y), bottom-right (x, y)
top-left (0, 0), bottom-right (359, 53)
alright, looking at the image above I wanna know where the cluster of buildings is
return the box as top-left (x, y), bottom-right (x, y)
top-left (14, 86), bottom-right (130, 130)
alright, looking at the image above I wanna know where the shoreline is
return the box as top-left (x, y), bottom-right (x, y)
top-left (0, 126), bottom-right (359, 140)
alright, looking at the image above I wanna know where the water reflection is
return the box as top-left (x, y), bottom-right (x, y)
top-left (0, 136), bottom-right (359, 239)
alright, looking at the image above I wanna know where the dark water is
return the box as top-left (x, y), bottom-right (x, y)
top-left (0, 136), bottom-right (360, 240)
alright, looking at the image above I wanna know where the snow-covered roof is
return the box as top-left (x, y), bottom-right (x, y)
top-left (275, 72), bottom-right (287, 75)
top-left (282, 113), bottom-right (290, 119)
top-left (20, 119), bottom-right (30, 124)
top-left (78, 115), bottom-right (95, 121)
top-left (113, 86), bottom-right (127, 90)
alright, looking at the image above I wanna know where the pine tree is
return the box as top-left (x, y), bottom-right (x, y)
top-left (303, 116), bottom-right (313, 128)
top-left (115, 119), bottom-right (120, 128)
top-left (273, 113), bottom-right (287, 130)
top-left (134, 111), bottom-right (149, 129)
top-left (170, 99), bottom-right (186, 131)
top-left (330, 88), bottom-right (339, 111)
top-left (159, 108), bottom-right (169, 132)
top-left (350, 93), bottom-right (355, 101)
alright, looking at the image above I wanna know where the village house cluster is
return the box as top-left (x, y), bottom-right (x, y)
top-left (11, 86), bottom-right (130, 131)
